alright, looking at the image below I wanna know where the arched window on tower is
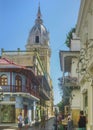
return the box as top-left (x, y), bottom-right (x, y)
top-left (35, 36), bottom-right (39, 43)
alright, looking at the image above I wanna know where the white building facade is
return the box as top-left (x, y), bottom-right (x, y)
top-left (59, 33), bottom-right (81, 126)
top-left (76, 0), bottom-right (93, 129)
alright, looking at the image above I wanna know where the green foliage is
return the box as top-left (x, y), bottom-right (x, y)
top-left (64, 27), bottom-right (76, 48)
top-left (58, 77), bottom-right (72, 113)
top-left (57, 101), bottom-right (64, 112)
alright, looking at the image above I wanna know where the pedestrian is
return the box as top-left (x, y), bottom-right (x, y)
top-left (35, 114), bottom-right (39, 129)
top-left (58, 113), bottom-right (62, 124)
top-left (41, 114), bottom-right (46, 128)
top-left (17, 112), bottom-right (23, 130)
top-left (24, 115), bottom-right (29, 129)
top-left (78, 110), bottom-right (87, 130)
top-left (67, 114), bottom-right (74, 130)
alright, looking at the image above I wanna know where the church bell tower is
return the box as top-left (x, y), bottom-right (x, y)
top-left (25, 4), bottom-right (51, 75)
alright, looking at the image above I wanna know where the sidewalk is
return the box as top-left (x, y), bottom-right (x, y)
top-left (0, 124), bottom-right (34, 130)
top-left (0, 117), bottom-right (54, 130)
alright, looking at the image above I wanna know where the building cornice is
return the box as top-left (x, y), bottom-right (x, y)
top-left (76, 0), bottom-right (91, 36)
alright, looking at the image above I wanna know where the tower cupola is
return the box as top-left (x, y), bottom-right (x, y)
top-left (26, 4), bottom-right (49, 50)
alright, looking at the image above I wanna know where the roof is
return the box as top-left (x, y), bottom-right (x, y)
top-left (0, 57), bottom-right (40, 85)
top-left (0, 57), bottom-right (25, 69)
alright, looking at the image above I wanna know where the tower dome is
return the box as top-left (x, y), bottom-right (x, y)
top-left (26, 5), bottom-right (49, 50)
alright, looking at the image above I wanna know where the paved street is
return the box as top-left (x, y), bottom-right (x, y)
top-left (0, 117), bottom-right (55, 130)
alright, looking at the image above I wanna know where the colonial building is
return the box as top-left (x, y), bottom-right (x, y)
top-left (59, 33), bottom-right (80, 126)
top-left (1, 5), bottom-right (54, 121)
top-left (0, 57), bottom-right (40, 123)
top-left (76, 0), bottom-right (93, 129)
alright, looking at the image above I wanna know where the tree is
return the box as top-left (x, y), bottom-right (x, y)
top-left (58, 77), bottom-right (72, 113)
top-left (64, 27), bottom-right (76, 48)
top-left (57, 101), bottom-right (64, 113)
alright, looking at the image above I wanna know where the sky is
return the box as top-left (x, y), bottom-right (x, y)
top-left (0, 0), bottom-right (81, 105)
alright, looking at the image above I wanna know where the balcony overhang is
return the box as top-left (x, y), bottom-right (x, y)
top-left (62, 76), bottom-right (80, 88)
top-left (62, 83), bottom-right (80, 88)
top-left (4, 92), bottom-right (40, 101)
top-left (39, 90), bottom-right (50, 100)
top-left (59, 51), bottom-right (79, 72)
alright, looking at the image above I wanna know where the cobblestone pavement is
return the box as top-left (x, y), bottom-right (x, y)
top-left (0, 117), bottom-right (54, 130)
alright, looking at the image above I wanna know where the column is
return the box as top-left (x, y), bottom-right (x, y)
top-left (88, 10), bottom-right (93, 40)
top-left (88, 83), bottom-right (93, 130)
top-left (80, 90), bottom-right (83, 110)
top-left (15, 96), bottom-right (23, 123)
top-left (28, 104), bottom-right (32, 125)
top-left (33, 101), bottom-right (36, 121)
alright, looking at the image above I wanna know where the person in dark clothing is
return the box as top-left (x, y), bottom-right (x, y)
top-left (78, 110), bottom-right (87, 130)
top-left (41, 114), bottom-right (46, 128)
top-left (24, 115), bottom-right (29, 129)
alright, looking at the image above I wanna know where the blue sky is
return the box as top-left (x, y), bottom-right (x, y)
top-left (0, 0), bottom-right (81, 105)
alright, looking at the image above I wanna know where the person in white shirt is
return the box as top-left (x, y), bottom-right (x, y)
top-left (67, 114), bottom-right (74, 130)
top-left (17, 112), bottom-right (23, 130)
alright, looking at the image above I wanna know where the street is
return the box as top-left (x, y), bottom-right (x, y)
top-left (0, 117), bottom-right (55, 130)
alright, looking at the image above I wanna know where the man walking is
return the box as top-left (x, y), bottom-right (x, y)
top-left (17, 112), bottom-right (23, 130)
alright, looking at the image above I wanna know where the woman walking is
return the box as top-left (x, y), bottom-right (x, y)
top-left (78, 110), bottom-right (87, 130)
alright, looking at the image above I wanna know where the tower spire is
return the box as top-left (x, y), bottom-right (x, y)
top-left (37, 2), bottom-right (42, 19)
top-left (35, 3), bottom-right (43, 24)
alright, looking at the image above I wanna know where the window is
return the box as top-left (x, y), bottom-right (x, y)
top-left (15, 75), bottom-right (22, 92)
top-left (35, 36), bottom-right (39, 43)
top-left (10, 97), bottom-right (15, 101)
top-left (0, 74), bottom-right (8, 85)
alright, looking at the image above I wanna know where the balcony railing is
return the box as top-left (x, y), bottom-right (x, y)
top-left (1, 85), bottom-right (40, 99)
top-left (62, 76), bottom-right (78, 87)
top-left (39, 87), bottom-right (50, 100)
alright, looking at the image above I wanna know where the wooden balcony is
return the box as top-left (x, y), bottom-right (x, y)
top-left (1, 85), bottom-right (40, 99)
top-left (37, 75), bottom-right (50, 100)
